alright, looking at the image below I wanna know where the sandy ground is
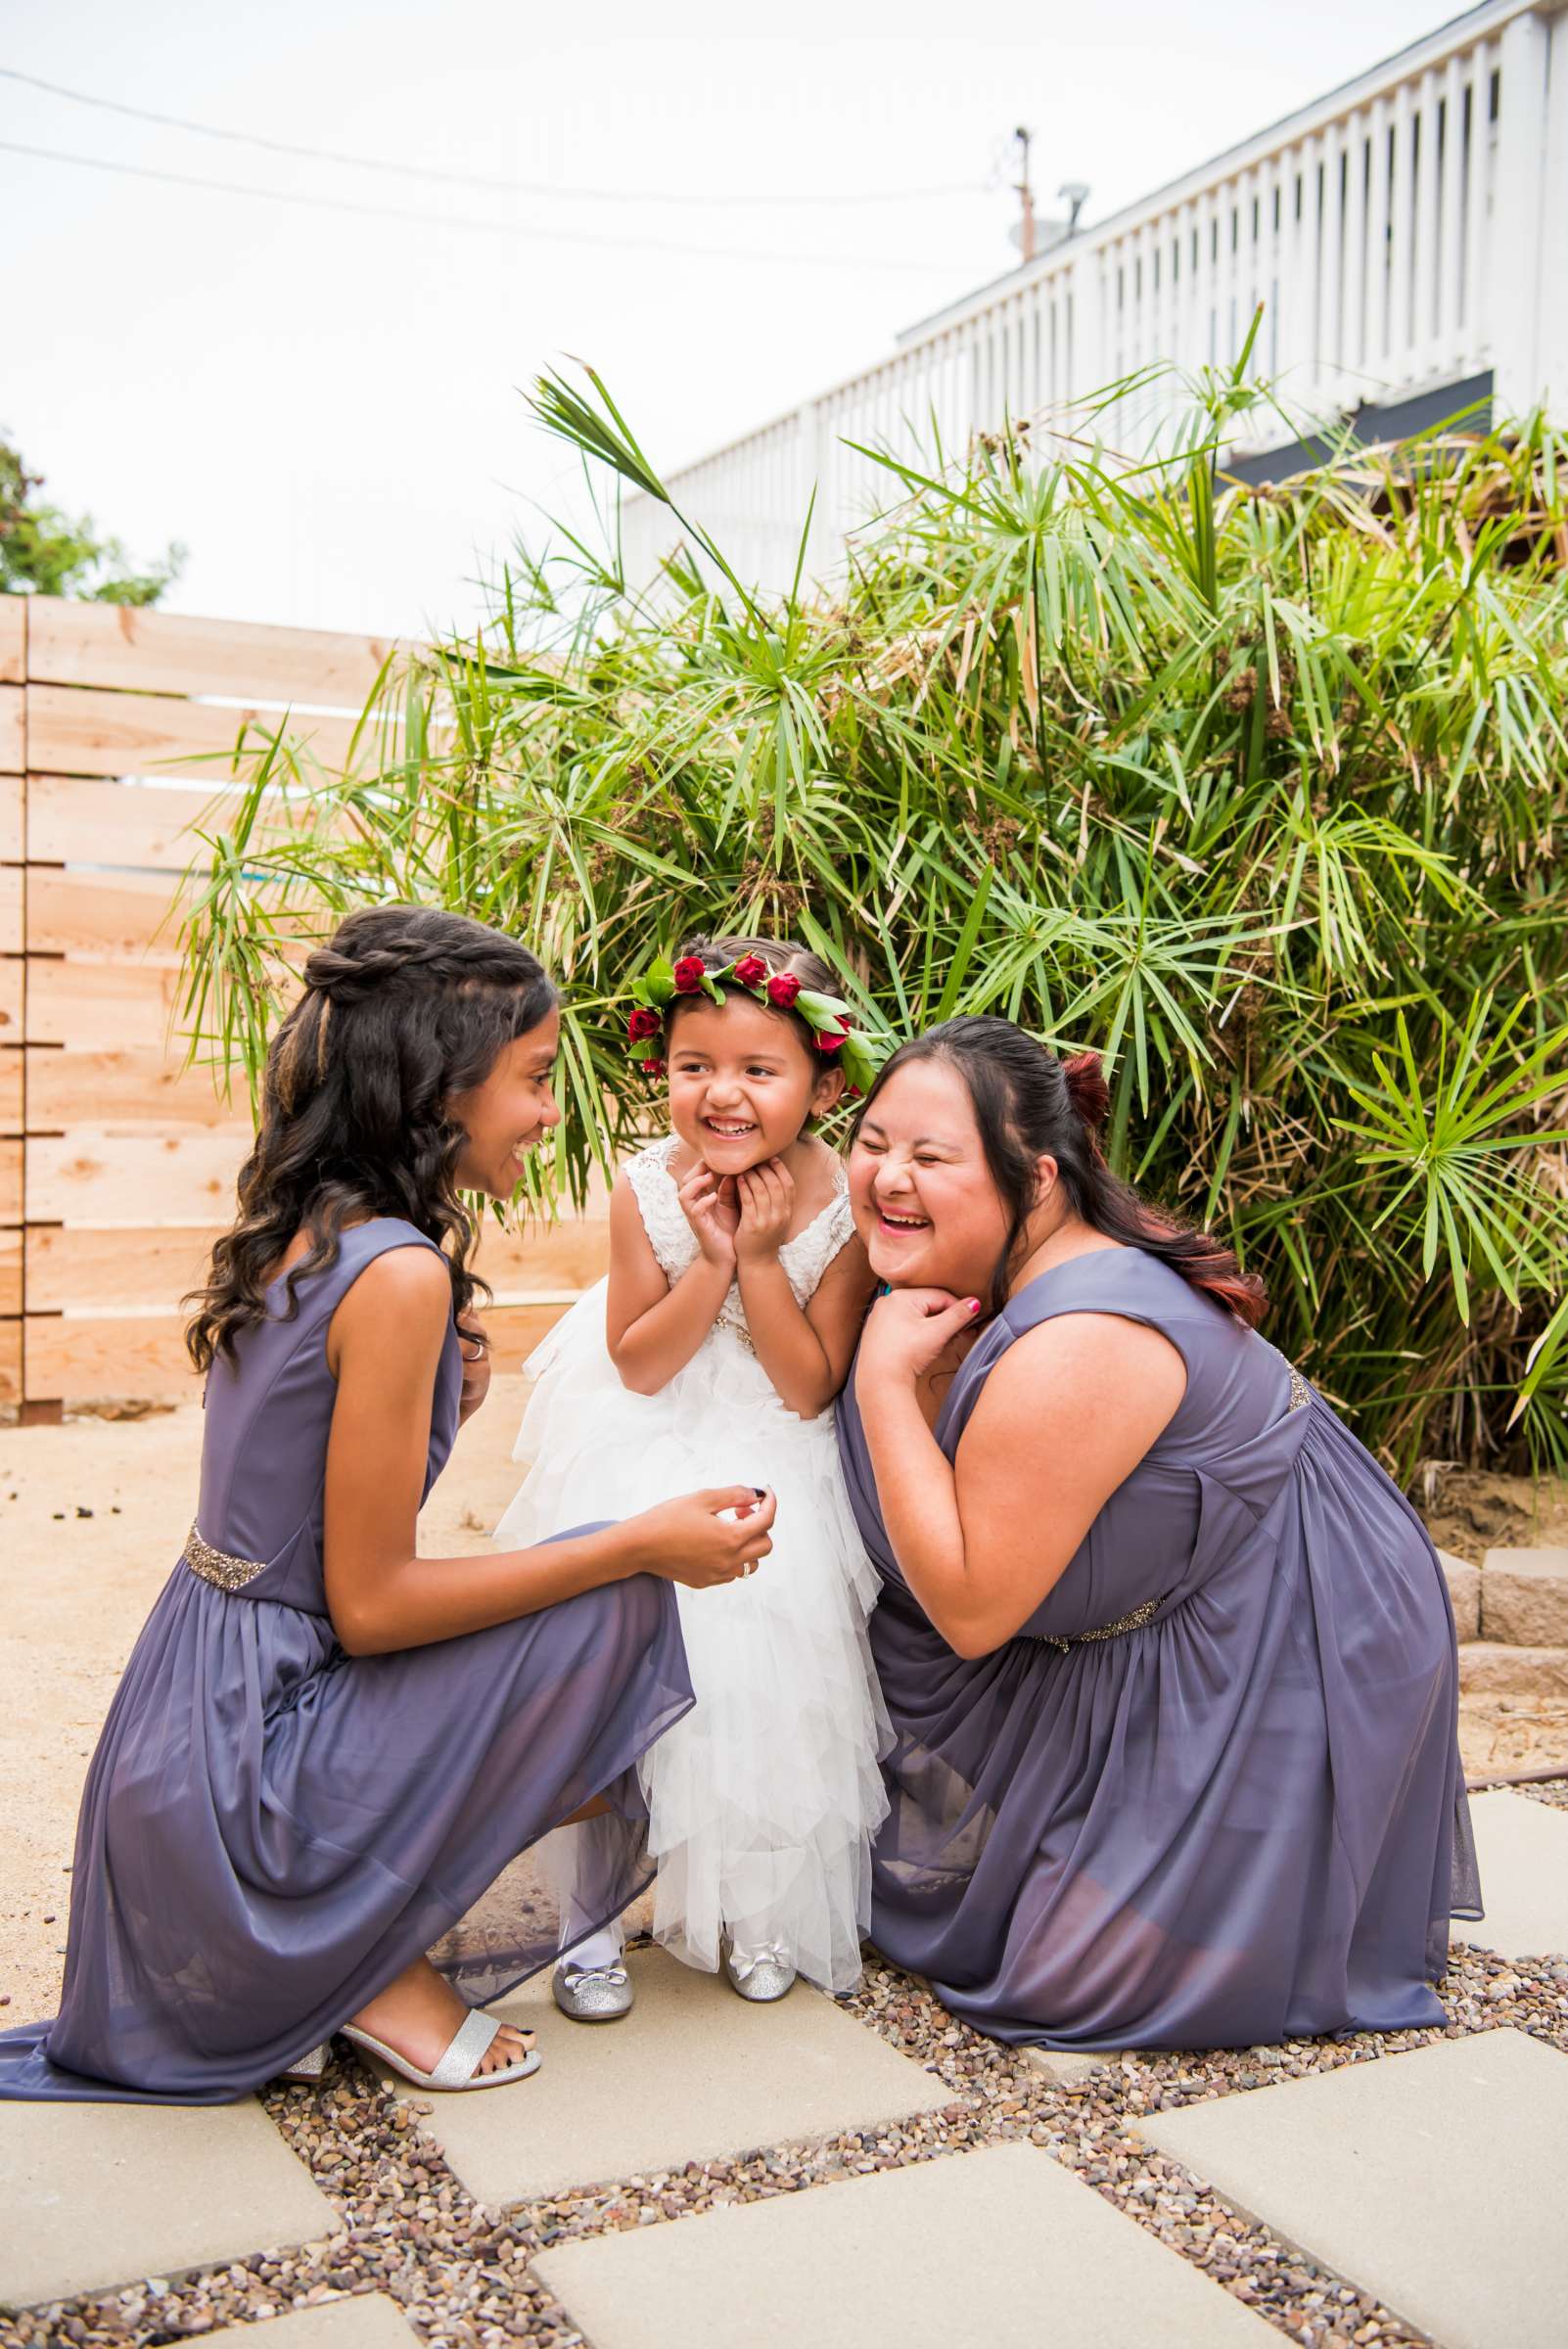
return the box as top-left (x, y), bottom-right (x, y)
top-left (4, 1399), bottom-right (1566, 2024)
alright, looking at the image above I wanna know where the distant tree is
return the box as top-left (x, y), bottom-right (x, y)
top-left (0, 433), bottom-right (184, 605)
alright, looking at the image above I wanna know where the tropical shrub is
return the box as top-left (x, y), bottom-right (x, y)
top-left (182, 365), bottom-right (1568, 1479)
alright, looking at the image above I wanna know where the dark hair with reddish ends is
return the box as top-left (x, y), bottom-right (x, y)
top-left (854, 1014), bottom-right (1267, 1326)
top-left (184, 903), bottom-right (557, 1371)
top-left (665, 933), bottom-right (841, 1065)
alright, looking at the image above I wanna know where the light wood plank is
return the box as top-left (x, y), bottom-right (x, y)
top-left (25, 865), bottom-right (186, 961)
top-left (24, 1313), bottom-right (198, 1401)
top-left (24, 957), bottom-right (181, 1048)
top-left (472, 1216), bottom-right (609, 1298)
top-left (0, 866), bottom-right (20, 953)
top-left (0, 1047), bottom-right (20, 1135)
top-left (27, 773), bottom-right (233, 868)
top-left (26, 683), bottom-right (366, 783)
top-left (25, 598), bottom-right (406, 710)
top-left (24, 1298), bottom-right (569, 1398)
top-left (1, 1137), bottom-right (20, 1221)
top-left (24, 1219), bottom-right (604, 1313)
top-left (0, 955), bottom-right (20, 1042)
top-left (0, 597), bottom-right (23, 687)
top-left (0, 772), bottom-right (21, 861)
top-left (25, 1047), bottom-right (249, 1132)
top-left (0, 1316), bottom-right (20, 1405)
top-left (26, 1223), bottom-right (218, 1313)
top-left (27, 1128), bottom-right (250, 1225)
top-left (25, 772), bottom-right (333, 871)
top-left (0, 1228), bottom-right (20, 1315)
top-left (0, 684), bottom-right (22, 773)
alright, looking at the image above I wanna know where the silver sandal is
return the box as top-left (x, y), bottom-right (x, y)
top-left (341, 2007), bottom-right (540, 2092)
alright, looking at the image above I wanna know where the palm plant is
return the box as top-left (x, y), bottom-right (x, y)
top-left (180, 365), bottom-right (1568, 1479)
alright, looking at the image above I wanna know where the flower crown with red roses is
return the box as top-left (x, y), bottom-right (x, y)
top-left (623, 950), bottom-right (883, 1098)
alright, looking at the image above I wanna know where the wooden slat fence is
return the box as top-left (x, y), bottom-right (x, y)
top-left (0, 596), bottom-right (603, 1418)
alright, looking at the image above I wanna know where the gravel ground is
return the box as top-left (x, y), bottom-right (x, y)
top-left (1520, 1776), bottom-right (1568, 1813)
top-left (5, 1896), bottom-right (1566, 2349)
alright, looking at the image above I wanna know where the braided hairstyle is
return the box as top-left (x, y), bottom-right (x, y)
top-left (853, 1015), bottom-right (1267, 1325)
top-left (185, 904), bottom-right (556, 1370)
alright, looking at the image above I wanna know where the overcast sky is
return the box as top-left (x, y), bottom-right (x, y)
top-left (4, 0), bottom-right (1450, 641)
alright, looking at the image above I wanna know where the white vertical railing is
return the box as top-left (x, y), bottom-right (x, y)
top-left (621, 0), bottom-right (1565, 594)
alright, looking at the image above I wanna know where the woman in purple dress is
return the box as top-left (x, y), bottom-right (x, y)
top-left (838, 1017), bottom-right (1479, 2051)
top-left (0, 906), bottom-right (774, 2103)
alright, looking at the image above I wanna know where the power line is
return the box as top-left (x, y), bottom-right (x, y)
top-left (0, 137), bottom-right (966, 272)
top-left (0, 65), bottom-right (989, 209)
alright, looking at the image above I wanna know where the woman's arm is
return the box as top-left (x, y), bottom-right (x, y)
top-left (324, 1246), bottom-right (774, 1656)
top-left (855, 1290), bottom-right (1185, 1657)
top-left (605, 1170), bottom-right (734, 1395)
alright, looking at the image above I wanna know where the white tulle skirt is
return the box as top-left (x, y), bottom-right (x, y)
top-left (494, 1281), bottom-right (890, 1994)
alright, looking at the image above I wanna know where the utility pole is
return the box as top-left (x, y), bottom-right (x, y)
top-left (1014, 125), bottom-right (1036, 264)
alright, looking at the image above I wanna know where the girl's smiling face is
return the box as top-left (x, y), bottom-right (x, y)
top-left (667, 990), bottom-right (842, 1171)
top-left (446, 1008), bottom-right (563, 1199)
top-left (848, 1057), bottom-right (1014, 1293)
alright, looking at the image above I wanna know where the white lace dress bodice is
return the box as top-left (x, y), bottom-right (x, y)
top-left (624, 1134), bottom-right (856, 1360)
top-left (492, 1130), bottom-right (888, 1994)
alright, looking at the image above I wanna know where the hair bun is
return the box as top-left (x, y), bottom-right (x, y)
top-left (1061, 1049), bottom-right (1110, 1133)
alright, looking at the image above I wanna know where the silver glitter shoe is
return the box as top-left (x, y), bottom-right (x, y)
top-left (551, 1961), bottom-right (634, 2023)
top-left (723, 1942), bottom-right (797, 2004)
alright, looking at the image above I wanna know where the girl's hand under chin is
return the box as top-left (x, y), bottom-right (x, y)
top-left (734, 1158), bottom-right (796, 1264)
top-left (677, 1160), bottom-right (741, 1268)
top-left (858, 1285), bottom-right (982, 1386)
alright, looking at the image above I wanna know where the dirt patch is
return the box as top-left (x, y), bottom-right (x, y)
top-left (1415, 1466), bottom-right (1568, 1563)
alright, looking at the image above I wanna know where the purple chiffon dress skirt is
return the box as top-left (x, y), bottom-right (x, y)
top-left (837, 1248), bottom-right (1481, 2051)
top-left (0, 1220), bottom-right (693, 2103)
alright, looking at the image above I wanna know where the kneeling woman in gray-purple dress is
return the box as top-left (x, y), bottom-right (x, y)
top-left (837, 1016), bottom-right (1479, 2051)
top-left (0, 905), bottom-right (774, 2103)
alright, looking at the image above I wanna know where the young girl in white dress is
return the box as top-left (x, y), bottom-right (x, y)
top-left (493, 934), bottom-right (887, 2013)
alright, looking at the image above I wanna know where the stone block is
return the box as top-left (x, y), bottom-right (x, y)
top-left (1457, 1641), bottom-right (1568, 1699)
top-left (1437, 1548), bottom-right (1480, 1640)
top-left (1452, 1788), bottom-right (1568, 1961)
top-left (534, 2142), bottom-right (1278, 2348)
top-left (1480, 1547), bottom-right (1568, 1646)
top-left (373, 1943), bottom-right (949, 2210)
top-left (1, 2094), bottom-right (339, 2312)
top-left (208, 2300), bottom-right (419, 2349)
top-left (1019, 2044), bottom-right (1119, 2089)
top-left (1138, 2028), bottom-right (1568, 2349)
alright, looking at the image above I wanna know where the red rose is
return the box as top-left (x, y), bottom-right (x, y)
top-left (766, 973), bottom-right (802, 1010)
top-left (640, 1056), bottom-right (668, 1077)
top-left (845, 1082), bottom-right (863, 1098)
top-left (627, 1006), bottom-right (662, 1041)
top-left (672, 955), bottom-right (708, 993)
top-left (814, 1028), bottom-right (846, 1053)
top-left (732, 953), bottom-right (768, 989)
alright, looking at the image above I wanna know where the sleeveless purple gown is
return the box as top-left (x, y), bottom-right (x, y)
top-left (837, 1248), bottom-right (1481, 2051)
top-left (0, 1221), bottom-right (693, 2103)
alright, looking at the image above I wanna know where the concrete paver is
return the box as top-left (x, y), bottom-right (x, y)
top-left (1453, 1787), bottom-right (1568, 1959)
top-left (534, 2142), bottom-right (1278, 2349)
top-left (1, 2095), bottom-right (340, 2312)
top-left (205, 2298), bottom-right (419, 2349)
top-left (1137, 2027), bottom-right (1568, 2349)
top-left (370, 1943), bottom-right (949, 2210)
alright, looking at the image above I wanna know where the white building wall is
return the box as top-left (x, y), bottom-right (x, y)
top-left (622, 0), bottom-right (1568, 598)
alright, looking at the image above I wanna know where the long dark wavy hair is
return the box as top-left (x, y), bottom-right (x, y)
top-left (185, 904), bottom-right (557, 1371)
top-left (853, 1015), bottom-right (1267, 1326)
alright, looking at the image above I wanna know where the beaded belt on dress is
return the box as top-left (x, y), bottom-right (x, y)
top-left (185, 1524), bottom-right (268, 1592)
top-left (1028, 1361), bottom-right (1311, 1653)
